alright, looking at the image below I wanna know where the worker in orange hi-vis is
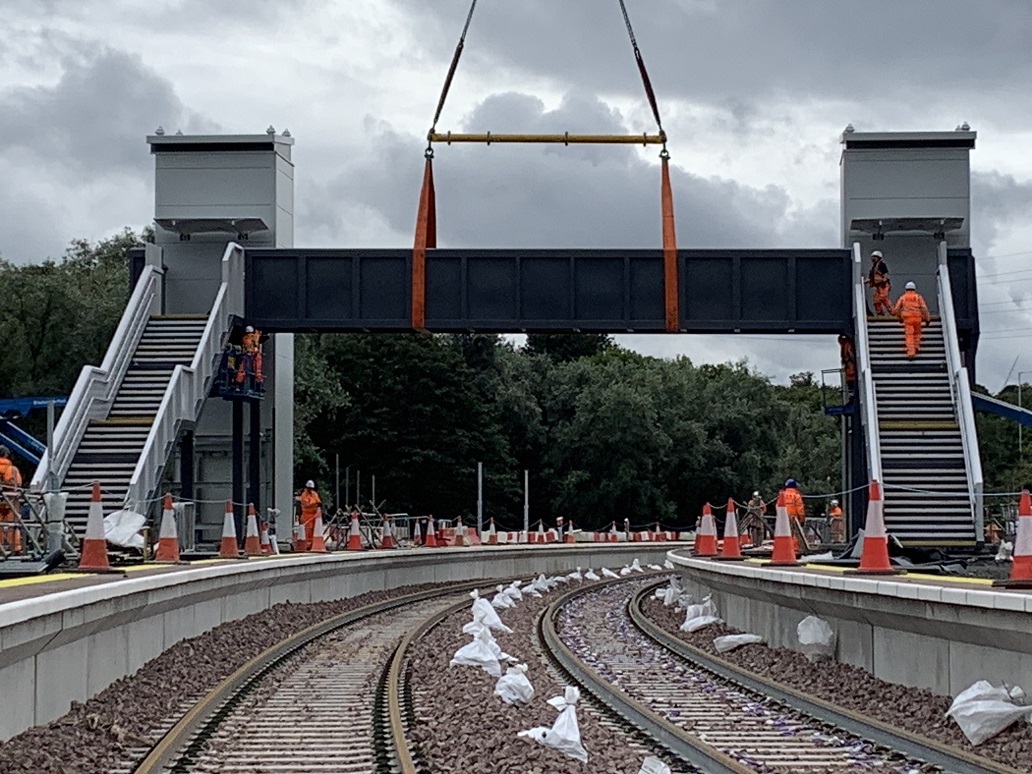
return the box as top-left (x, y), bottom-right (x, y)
top-left (865, 250), bottom-right (892, 316)
top-left (297, 480), bottom-right (322, 552)
top-left (783, 479), bottom-right (805, 523)
top-left (892, 281), bottom-right (931, 358)
top-left (0, 445), bottom-right (23, 552)
top-left (827, 499), bottom-right (845, 543)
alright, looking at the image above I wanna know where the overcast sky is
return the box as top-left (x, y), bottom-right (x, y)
top-left (2, 0), bottom-right (1031, 389)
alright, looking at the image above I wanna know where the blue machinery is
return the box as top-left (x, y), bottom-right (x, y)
top-left (0, 397), bottom-right (67, 464)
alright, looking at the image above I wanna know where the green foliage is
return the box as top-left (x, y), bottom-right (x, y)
top-left (524, 332), bottom-right (612, 363)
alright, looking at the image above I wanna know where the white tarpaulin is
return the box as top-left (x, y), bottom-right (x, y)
top-left (105, 507), bottom-right (146, 549)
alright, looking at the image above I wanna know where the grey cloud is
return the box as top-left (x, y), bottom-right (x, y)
top-left (391, 0), bottom-right (1032, 126)
top-left (0, 47), bottom-right (216, 180)
top-left (315, 91), bottom-right (836, 250)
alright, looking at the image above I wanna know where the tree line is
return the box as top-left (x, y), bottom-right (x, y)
top-left (1, 232), bottom-right (1024, 528)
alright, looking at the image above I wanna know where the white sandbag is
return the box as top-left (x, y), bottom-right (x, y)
top-left (996, 541), bottom-right (1014, 563)
top-left (682, 615), bottom-right (722, 632)
top-left (946, 680), bottom-right (1032, 746)
top-left (492, 585), bottom-right (516, 609)
top-left (681, 595), bottom-right (717, 625)
top-left (619, 566), bottom-right (632, 576)
top-left (602, 567), bottom-right (620, 579)
top-left (104, 507), bottom-right (146, 549)
top-left (631, 558), bottom-right (644, 573)
top-left (647, 563), bottom-right (662, 571)
top-left (552, 575), bottom-right (570, 584)
top-left (663, 559), bottom-right (675, 569)
top-left (567, 567), bottom-right (584, 582)
top-left (450, 628), bottom-right (502, 677)
top-left (505, 581), bottom-right (524, 600)
top-left (675, 593), bottom-right (694, 610)
top-left (470, 590), bottom-right (513, 633)
top-left (494, 663), bottom-right (535, 705)
top-left (584, 568), bottom-right (601, 581)
top-left (714, 633), bottom-right (764, 653)
top-left (653, 588), bottom-right (665, 600)
top-left (518, 686), bottom-right (588, 763)
top-left (638, 756), bottom-right (671, 774)
top-left (797, 615), bottom-right (836, 661)
top-left (663, 577), bottom-right (683, 606)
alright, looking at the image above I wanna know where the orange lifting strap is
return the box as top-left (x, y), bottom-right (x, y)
top-left (412, 0), bottom-right (678, 331)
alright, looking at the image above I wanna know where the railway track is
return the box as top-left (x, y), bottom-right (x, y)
top-left (541, 576), bottom-right (1027, 774)
top-left (132, 582), bottom-right (484, 773)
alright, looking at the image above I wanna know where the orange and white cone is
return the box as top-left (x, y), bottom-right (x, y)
top-left (536, 519), bottom-right (546, 544)
top-left (850, 481), bottom-right (900, 574)
top-left (78, 481), bottom-right (111, 571)
top-left (346, 509), bottom-right (363, 550)
top-left (486, 516), bottom-right (498, 545)
top-left (695, 503), bottom-right (718, 556)
top-left (243, 503), bottom-right (262, 556)
top-left (380, 513), bottom-right (397, 549)
top-left (310, 507), bottom-right (328, 553)
top-left (565, 519), bottom-right (575, 543)
top-left (154, 493), bottom-right (180, 563)
top-left (768, 490), bottom-right (799, 566)
top-left (424, 516), bottom-right (439, 547)
top-left (715, 498), bottom-right (745, 560)
top-left (219, 500), bottom-right (239, 558)
top-left (997, 489), bottom-right (1032, 587)
top-left (259, 520), bottom-right (272, 555)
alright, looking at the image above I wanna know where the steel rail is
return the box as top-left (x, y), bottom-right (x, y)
top-left (540, 578), bottom-right (754, 774)
top-left (429, 131), bottom-right (666, 145)
top-left (628, 581), bottom-right (1027, 774)
top-left (133, 580), bottom-right (499, 774)
top-left (386, 595), bottom-right (475, 773)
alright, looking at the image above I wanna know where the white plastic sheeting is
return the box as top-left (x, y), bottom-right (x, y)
top-left (491, 585), bottom-right (516, 609)
top-left (601, 567), bottom-right (620, 579)
top-left (518, 686), bottom-right (588, 763)
top-left (494, 663), bottom-right (535, 705)
top-left (638, 756), bottom-right (671, 774)
top-left (946, 680), bottom-right (1032, 746)
top-left (584, 568), bottom-right (601, 581)
top-left (797, 615), bottom-right (836, 662)
top-left (104, 507), bottom-right (146, 549)
top-left (566, 567), bottom-right (584, 582)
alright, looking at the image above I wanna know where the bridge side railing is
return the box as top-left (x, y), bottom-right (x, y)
top-left (125, 243), bottom-right (245, 509)
top-left (937, 241), bottom-right (984, 539)
top-left (852, 242), bottom-right (883, 487)
top-left (30, 264), bottom-right (163, 492)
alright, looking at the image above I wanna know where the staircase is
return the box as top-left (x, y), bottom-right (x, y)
top-left (61, 317), bottom-right (208, 535)
top-left (867, 317), bottom-right (976, 543)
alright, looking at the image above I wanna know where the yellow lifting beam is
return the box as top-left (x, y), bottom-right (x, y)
top-left (428, 131), bottom-right (667, 146)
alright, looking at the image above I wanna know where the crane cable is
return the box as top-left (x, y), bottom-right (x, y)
top-left (413, 0), bottom-right (678, 331)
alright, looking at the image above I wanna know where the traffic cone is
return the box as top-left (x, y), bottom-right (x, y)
top-left (310, 507), bottom-right (328, 553)
top-left (154, 493), bottom-right (180, 562)
top-left (380, 512), bottom-right (397, 549)
top-left (78, 481), bottom-right (111, 571)
top-left (996, 489), bottom-right (1032, 587)
top-left (536, 519), bottom-right (546, 544)
top-left (219, 500), bottom-right (239, 558)
top-left (292, 521), bottom-right (305, 553)
top-left (486, 516), bottom-right (498, 545)
top-left (714, 498), bottom-right (745, 561)
top-left (424, 515), bottom-right (439, 547)
top-left (259, 520), bottom-right (272, 555)
top-left (346, 508), bottom-right (363, 550)
top-left (768, 490), bottom-right (799, 566)
top-left (243, 503), bottom-right (262, 556)
top-left (266, 508), bottom-right (281, 555)
top-left (695, 503), bottom-right (717, 556)
top-left (564, 518), bottom-right (575, 543)
top-left (847, 482), bottom-right (902, 575)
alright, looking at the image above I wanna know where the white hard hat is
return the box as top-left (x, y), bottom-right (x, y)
top-left (245, 325), bottom-right (255, 333)
top-left (905, 281), bottom-right (916, 291)
top-left (752, 491), bottom-right (760, 497)
top-left (831, 499), bottom-right (839, 505)
top-left (871, 250), bottom-right (883, 258)
top-left (305, 480), bottom-right (315, 488)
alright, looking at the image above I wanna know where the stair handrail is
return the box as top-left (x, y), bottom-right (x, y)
top-left (125, 243), bottom-right (245, 509)
top-left (30, 264), bottom-right (163, 492)
top-left (937, 242), bottom-right (984, 540)
top-left (852, 242), bottom-right (883, 485)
